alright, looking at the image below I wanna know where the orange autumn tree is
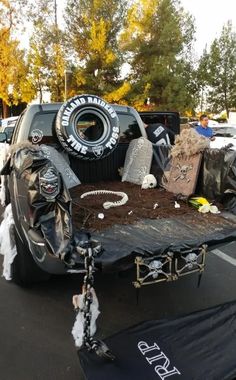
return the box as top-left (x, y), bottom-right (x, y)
top-left (0, 0), bottom-right (35, 117)
top-left (27, 0), bottom-right (67, 102)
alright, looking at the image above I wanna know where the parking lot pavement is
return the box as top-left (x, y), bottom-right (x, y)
top-left (211, 240), bottom-right (236, 266)
top-left (0, 243), bottom-right (236, 380)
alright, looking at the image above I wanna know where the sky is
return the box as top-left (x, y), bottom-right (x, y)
top-left (181, 0), bottom-right (236, 56)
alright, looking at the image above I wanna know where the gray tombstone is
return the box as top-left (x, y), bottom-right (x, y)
top-left (122, 137), bottom-right (153, 185)
top-left (41, 145), bottom-right (80, 189)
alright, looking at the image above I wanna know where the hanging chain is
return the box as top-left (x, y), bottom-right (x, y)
top-left (83, 243), bottom-right (95, 349)
top-left (79, 238), bottom-right (115, 360)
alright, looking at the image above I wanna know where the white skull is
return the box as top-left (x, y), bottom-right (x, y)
top-left (141, 174), bottom-right (157, 189)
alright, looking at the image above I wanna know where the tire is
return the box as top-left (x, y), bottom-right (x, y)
top-left (11, 227), bottom-right (50, 287)
top-left (55, 94), bottom-right (120, 160)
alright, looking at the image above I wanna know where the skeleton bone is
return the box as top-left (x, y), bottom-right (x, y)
top-left (80, 190), bottom-right (128, 209)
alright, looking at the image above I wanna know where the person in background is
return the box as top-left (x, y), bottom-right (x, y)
top-left (195, 114), bottom-right (215, 141)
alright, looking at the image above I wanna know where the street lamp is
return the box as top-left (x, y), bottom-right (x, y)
top-left (64, 69), bottom-right (72, 101)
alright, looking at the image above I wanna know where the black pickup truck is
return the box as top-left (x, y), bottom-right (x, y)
top-left (1, 95), bottom-right (236, 287)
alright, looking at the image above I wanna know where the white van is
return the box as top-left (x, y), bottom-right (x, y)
top-left (0, 116), bottom-right (18, 142)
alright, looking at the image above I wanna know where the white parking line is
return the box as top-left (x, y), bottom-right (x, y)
top-left (211, 248), bottom-right (236, 267)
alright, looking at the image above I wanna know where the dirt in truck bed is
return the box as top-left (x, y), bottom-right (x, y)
top-left (70, 181), bottom-right (226, 232)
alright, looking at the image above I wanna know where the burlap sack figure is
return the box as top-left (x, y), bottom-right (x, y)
top-left (171, 128), bottom-right (210, 158)
top-left (122, 137), bottom-right (153, 185)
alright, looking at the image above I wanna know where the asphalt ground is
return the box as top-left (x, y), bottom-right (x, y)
top-left (0, 218), bottom-right (236, 380)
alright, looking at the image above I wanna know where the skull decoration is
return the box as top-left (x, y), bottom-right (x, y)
top-left (141, 174), bottom-right (157, 189)
top-left (174, 164), bottom-right (193, 183)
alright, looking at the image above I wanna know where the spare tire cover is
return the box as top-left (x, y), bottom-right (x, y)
top-left (55, 95), bottom-right (120, 160)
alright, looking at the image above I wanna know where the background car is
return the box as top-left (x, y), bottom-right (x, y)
top-left (210, 125), bottom-right (236, 149)
top-left (0, 116), bottom-right (18, 142)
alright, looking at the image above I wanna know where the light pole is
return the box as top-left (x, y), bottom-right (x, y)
top-left (64, 69), bottom-right (72, 101)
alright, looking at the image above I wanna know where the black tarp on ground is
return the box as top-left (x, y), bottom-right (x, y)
top-left (197, 149), bottom-right (236, 205)
top-left (91, 214), bottom-right (236, 271)
top-left (79, 301), bottom-right (236, 380)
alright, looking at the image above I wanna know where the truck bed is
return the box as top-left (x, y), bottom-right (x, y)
top-left (70, 181), bottom-right (196, 231)
top-left (70, 182), bottom-right (236, 271)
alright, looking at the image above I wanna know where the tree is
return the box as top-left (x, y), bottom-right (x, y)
top-left (0, 0), bottom-right (33, 117)
top-left (64, 0), bottom-right (128, 97)
top-left (196, 47), bottom-right (209, 113)
top-left (27, 36), bottom-right (48, 103)
top-left (120, 0), bottom-right (197, 112)
top-left (27, 0), bottom-right (67, 102)
top-left (198, 21), bottom-right (236, 117)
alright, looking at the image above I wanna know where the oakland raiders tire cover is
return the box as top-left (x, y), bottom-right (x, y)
top-left (55, 95), bottom-right (120, 160)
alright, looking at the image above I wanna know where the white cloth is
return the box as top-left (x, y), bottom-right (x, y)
top-left (72, 288), bottom-right (100, 348)
top-left (0, 204), bottom-right (17, 280)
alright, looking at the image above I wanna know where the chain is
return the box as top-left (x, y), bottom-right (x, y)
top-left (80, 238), bottom-right (115, 360)
top-left (83, 244), bottom-right (95, 349)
